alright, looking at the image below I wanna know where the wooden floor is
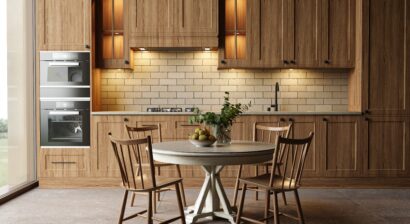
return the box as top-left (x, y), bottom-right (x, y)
top-left (1, 188), bottom-right (410, 223)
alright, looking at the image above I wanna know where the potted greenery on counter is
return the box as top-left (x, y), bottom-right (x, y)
top-left (188, 92), bottom-right (251, 145)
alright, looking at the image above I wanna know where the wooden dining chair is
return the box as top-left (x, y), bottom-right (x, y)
top-left (232, 123), bottom-right (293, 207)
top-left (236, 132), bottom-right (314, 224)
top-left (125, 124), bottom-right (187, 213)
top-left (109, 134), bottom-right (186, 224)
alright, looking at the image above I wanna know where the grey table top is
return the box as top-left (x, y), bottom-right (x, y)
top-left (152, 140), bottom-right (275, 157)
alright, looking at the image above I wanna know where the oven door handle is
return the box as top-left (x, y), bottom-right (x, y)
top-left (49, 111), bottom-right (80, 115)
top-left (49, 62), bottom-right (80, 67)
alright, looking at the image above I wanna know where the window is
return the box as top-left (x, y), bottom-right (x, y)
top-left (0, 0), bottom-right (36, 199)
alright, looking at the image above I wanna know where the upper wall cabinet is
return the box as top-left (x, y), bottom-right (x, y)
top-left (321, 0), bottom-right (355, 68)
top-left (95, 0), bottom-right (133, 69)
top-left (364, 0), bottom-right (410, 115)
top-left (128, 0), bottom-right (219, 48)
top-left (37, 0), bottom-right (91, 50)
top-left (219, 0), bottom-right (355, 69)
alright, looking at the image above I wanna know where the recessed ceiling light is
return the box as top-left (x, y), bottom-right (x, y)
top-left (139, 48), bottom-right (146, 51)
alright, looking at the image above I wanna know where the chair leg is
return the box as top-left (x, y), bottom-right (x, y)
top-left (153, 190), bottom-right (157, 214)
top-left (273, 191), bottom-right (280, 224)
top-left (157, 191), bottom-right (161, 201)
top-left (118, 190), bottom-right (129, 224)
top-left (147, 191), bottom-right (153, 224)
top-left (130, 192), bottom-right (136, 207)
top-left (176, 165), bottom-right (187, 206)
top-left (236, 183), bottom-right (247, 224)
top-left (175, 183), bottom-right (186, 224)
top-left (294, 190), bottom-right (305, 224)
top-left (265, 190), bottom-right (271, 224)
top-left (281, 192), bottom-right (287, 205)
top-left (232, 165), bottom-right (243, 207)
top-left (255, 166), bottom-right (259, 200)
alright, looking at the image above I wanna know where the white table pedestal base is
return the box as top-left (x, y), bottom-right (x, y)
top-left (185, 165), bottom-right (235, 224)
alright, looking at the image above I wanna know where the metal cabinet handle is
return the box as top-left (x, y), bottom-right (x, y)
top-left (85, 44), bottom-right (90, 49)
top-left (288, 118), bottom-right (295, 122)
top-left (124, 60), bottom-right (130, 65)
top-left (124, 118), bottom-right (129, 122)
top-left (221, 60), bottom-right (227, 64)
top-left (280, 118), bottom-right (286, 122)
top-left (323, 118), bottom-right (328, 122)
top-left (290, 60), bottom-right (296, 64)
top-left (180, 124), bottom-right (199, 127)
top-left (51, 161), bottom-right (76, 164)
top-left (283, 60), bottom-right (289, 64)
top-left (324, 60), bottom-right (331, 64)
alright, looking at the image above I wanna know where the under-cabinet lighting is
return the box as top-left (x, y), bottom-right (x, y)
top-left (204, 47), bottom-right (211, 51)
top-left (139, 48), bottom-right (146, 51)
top-left (114, 32), bottom-right (120, 35)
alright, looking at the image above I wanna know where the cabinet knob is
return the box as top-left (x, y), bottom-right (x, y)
top-left (288, 118), bottom-right (295, 122)
top-left (280, 118), bottom-right (286, 122)
top-left (365, 110), bottom-right (371, 114)
top-left (85, 44), bottom-right (90, 49)
top-left (283, 60), bottom-right (289, 65)
top-left (124, 118), bottom-right (129, 122)
top-left (221, 60), bottom-right (227, 64)
top-left (324, 60), bottom-right (331, 64)
top-left (323, 118), bottom-right (328, 122)
top-left (290, 60), bottom-right (296, 64)
top-left (124, 60), bottom-right (130, 65)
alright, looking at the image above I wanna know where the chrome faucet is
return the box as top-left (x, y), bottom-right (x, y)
top-left (268, 82), bottom-right (280, 112)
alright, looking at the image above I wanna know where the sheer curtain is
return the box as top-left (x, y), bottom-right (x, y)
top-left (0, 0), bottom-right (36, 197)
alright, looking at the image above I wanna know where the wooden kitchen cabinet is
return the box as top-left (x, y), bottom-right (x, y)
top-left (363, 116), bottom-right (410, 177)
top-left (95, 0), bottom-right (133, 69)
top-left (318, 116), bottom-right (363, 177)
top-left (321, 0), bottom-right (355, 68)
top-left (36, 0), bottom-right (91, 50)
top-left (128, 0), bottom-right (218, 48)
top-left (363, 0), bottom-right (410, 115)
top-left (39, 148), bottom-right (90, 178)
top-left (219, 0), bottom-right (355, 69)
top-left (280, 116), bottom-right (320, 177)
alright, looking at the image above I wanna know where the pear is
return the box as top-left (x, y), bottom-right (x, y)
top-left (198, 134), bottom-right (208, 141)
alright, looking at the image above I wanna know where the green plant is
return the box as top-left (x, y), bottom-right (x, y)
top-left (188, 92), bottom-right (251, 128)
top-left (0, 119), bottom-right (7, 134)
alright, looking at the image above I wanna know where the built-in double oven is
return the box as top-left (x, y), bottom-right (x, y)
top-left (40, 52), bottom-right (90, 147)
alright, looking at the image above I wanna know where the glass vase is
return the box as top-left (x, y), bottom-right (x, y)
top-left (212, 124), bottom-right (232, 145)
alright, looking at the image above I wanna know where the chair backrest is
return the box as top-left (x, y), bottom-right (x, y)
top-left (125, 124), bottom-right (162, 143)
top-left (253, 123), bottom-right (293, 163)
top-left (270, 132), bottom-right (314, 190)
top-left (109, 134), bottom-right (156, 191)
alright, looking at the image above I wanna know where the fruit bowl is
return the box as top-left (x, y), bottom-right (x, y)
top-left (189, 139), bottom-right (216, 147)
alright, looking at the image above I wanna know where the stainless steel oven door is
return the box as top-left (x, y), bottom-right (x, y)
top-left (40, 60), bottom-right (90, 86)
top-left (40, 108), bottom-right (90, 147)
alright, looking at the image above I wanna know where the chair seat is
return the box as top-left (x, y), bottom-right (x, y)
top-left (123, 177), bottom-right (182, 192)
top-left (239, 173), bottom-right (298, 191)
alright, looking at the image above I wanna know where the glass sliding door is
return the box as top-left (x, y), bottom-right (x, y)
top-left (0, 0), bottom-right (36, 198)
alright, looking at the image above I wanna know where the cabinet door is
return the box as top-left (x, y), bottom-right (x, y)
top-left (321, 0), bottom-right (355, 68)
top-left (288, 0), bottom-right (321, 67)
top-left (37, 0), bottom-right (91, 50)
top-left (92, 116), bottom-right (131, 177)
top-left (178, 0), bottom-right (218, 36)
top-left (366, 0), bottom-right (410, 115)
top-left (318, 116), bottom-right (362, 177)
top-left (363, 116), bottom-right (410, 177)
top-left (282, 116), bottom-right (319, 177)
top-left (39, 148), bottom-right (89, 178)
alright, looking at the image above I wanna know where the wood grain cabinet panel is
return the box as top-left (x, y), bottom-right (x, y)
top-left (36, 0), bottom-right (91, 50)
top-left (321, 0), bottom-right (355, 68)
top-left (364, 116), bottom-right (410, 177)
top-left (282, 116), bottom-right (319, 177)
top-left (289, 0), bottom-right (321, 67)
top-left (128, 0), bottom-right (218, 47)
top-left (366, 0), bottom-right (410, 115)
top-left (39, 149), bottom-right (89, 178)
top-left (318, 116), bottom-right (362, 177)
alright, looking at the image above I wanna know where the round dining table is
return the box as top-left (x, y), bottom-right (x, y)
top-left (152, 140), bottom-right (275, 224)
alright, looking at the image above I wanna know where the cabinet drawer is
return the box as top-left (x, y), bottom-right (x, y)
top-left (45, 155), bottom-right (86, 172)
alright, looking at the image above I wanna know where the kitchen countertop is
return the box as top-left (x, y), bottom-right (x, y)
top-left (91, 111), bottom-right (363, 116)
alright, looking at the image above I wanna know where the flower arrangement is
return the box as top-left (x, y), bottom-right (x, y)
top-left (188, 92), bottom-right (251, 144)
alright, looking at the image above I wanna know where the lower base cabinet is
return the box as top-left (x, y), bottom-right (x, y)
top-left (38, 114), bottom-right (410, 187)
top-left (363, 116), bottom-right (410, 177)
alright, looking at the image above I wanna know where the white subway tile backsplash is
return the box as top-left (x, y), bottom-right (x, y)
top-left (99, 51), bottom-right (349, 112)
